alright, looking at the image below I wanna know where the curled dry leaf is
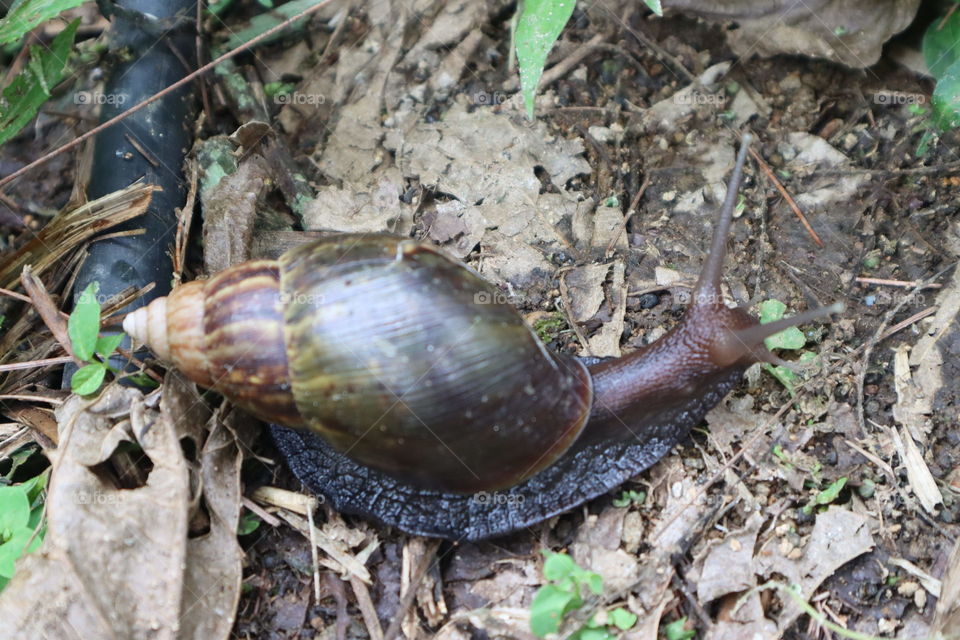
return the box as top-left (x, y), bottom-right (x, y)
top-left (666, 0), bottom-right (921, 68)
top-left (754, 506), bottom-right (875, 632)
top-left (0, 374), bottom-right (244, 640)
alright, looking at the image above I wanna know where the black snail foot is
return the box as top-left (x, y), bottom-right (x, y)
top-left (268, 368), bottom-right (743, 541)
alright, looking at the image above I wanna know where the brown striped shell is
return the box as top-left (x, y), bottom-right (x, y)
top-left (124, 235), bottom-right (593, 493)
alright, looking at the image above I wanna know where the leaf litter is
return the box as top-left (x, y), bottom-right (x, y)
top-left (2, 0), bottom-right (959, 638)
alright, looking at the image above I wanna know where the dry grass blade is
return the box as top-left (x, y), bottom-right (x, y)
top-left (0, 182), bottom-right (158, 290)
top-left (20, 266), bottom-right (77, 363)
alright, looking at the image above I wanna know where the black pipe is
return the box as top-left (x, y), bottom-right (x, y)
top-left (67, 0), bottom-right (198, 381)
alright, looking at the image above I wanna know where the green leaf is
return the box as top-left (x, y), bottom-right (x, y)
top-left (543, 551), bottom-right (575, 581)
top-left (0, 0), bottom-right (86, 45)
top-left (0, 486), bottom-right (30, 532)
top-left (68, 281), bottom-right (101, 361)
top-left (932, 58), bottom-right (960, 130)
top-left (609, 607), bottom-right (637, 630)
top-left (758, 299), bottom-right (806, 351)
top-left (612, 489), bottom-right (645, 508)
top-left (238, 510), bottom-right (261, 535)
top-left (126, 373), bottom-right (160, 390)
top-left (95, 333), bottom-right (125, 358)
top-left (643, 0), bottom-right (663, 15)
top-left (583, 572), bottom-right (603, 596)
top-left (17, 471), bottom-right (48, 505)
top-left (923, 10), bottom-right (960, 79)
top-left (515, 0), bottom-right (575, 118)
top-left (71, 363), bottom-right (106, 395)
top-left (764, 351), bottom-right (816, 395)
top-left (0, 18), bottom-right (78, 146)
top-left (224, 0), bottom-right (326, 51)
top-left (530, 584), bottom-right (577, 637)
top-left (815, 477), bottom-right (847, 505)
top-left (0, 527), bottom-right (37, 578)
top-left (664, 617), bottom-right (696, 640)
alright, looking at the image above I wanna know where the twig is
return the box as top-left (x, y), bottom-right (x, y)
top-left (605, 174), bottom-right (650, 257)
top-left (877, 306), bottom-right (937, 342)
top-left (0, 356), bottom-right (74, 372)
top-left (350, 576), bottom-right (384, 640)
top-left (384, 539), bottom-right (442, 640)
top-left (0, 0), bottom-right (337, 190)
top-left (748, 146), bottom-right (824, 248)
top-left (539, 33), bottom-right (605, 89)
top-left (855, 276), bottom-right (942, 289)
top-left (326, 573), bottom-right (350, 640)
top-left (0, 287), bottom-right (33, 304)
top-left (240, 496), bottom-right (281, 527)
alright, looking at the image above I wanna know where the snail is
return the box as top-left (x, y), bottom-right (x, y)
top-left (123, 135), bottom-right (841, 540)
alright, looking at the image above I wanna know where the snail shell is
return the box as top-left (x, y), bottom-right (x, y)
top-left (126, 236), bottom-right (592, 493)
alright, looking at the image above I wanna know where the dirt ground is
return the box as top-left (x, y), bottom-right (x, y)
top-left (2, 1), bottom-right (959, 639)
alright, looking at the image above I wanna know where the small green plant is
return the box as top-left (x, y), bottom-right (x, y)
top-left (923, 7), bottom-right (960, 129)
top-left (533, 313), bottom-right (566, 342)
top-left (237, 510), bottom-right (262, 536)
top-left (0, 472), bottom-right (47, 592)
top-left (0, 19), bottom-right (79, 146)
top-left (801, 477), bottom-right (847, 515)
top-left (663, 617), bottom-right (696, 640)
top-left (0, 0), bottom-right (84, 45)
top-left (758, 299), bottom-right (816, 395)
top-left (515, 0), bottom-right (662, 118)
top-left (68, 282), bottom-right (126, 395)
top-left (611, 489), bottom-right (645, 508)
top-left (530, 551), bottom-right (637, 638)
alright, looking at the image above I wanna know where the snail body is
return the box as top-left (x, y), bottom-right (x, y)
top-left (124, 136), bottom-right (840, 540)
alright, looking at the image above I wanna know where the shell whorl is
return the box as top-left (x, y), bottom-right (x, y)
top-left (124, 295), bottom-right (171, 362)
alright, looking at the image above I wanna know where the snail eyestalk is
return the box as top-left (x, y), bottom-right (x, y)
top-left (709, 301), bottom-right (845, 367)
top-left (693, 132), bottom-right (753, 307)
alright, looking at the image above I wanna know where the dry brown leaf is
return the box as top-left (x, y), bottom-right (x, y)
top-left (754, 507), bottom-right (874, 632)
top-left (667, 0), bottom-right (920, 68)
top-left (0, 374), bottom-right (243, 639)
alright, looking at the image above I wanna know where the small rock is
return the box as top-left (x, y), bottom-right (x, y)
top-left (780, 73), bottom-right (802, 92)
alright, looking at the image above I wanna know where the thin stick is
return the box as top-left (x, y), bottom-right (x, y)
top-left (748, 146), bottom-right (824, 248)
top-left (0, 356), bottom-right (74, 372)
top-left (384, 540), bottom-right (442, 640)
top-left (605, 174), bottom-right (650, 258)
top-left (855, 276), bottom-right (942, 289)
top-left (877, 306), bottom-right (937, 343)
top-left (0, 287), bottom-right (32, 304)
top-left (0, 0), bottom-right (336, 190)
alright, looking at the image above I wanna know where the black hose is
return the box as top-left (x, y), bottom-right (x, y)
top-left (66, 0), bottom-right (198, 382)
